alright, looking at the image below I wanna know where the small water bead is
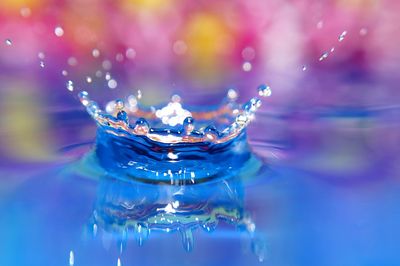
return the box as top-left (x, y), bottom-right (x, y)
top-left (105, 72), bottom-right (111, 80)
top-left (183, 117), bottom-right (195, 134)
top-left (87, 101), bottom-right (100, 117)
top-left (319, 52), bottom-right (329, 61)
top-left (236, 114), bottom-right (248, 125)
top-left (54, 26), bottom-right (64, 37)
top-left (108, 79), bottom-right (117, 89)
top-left (204, 126), bottom-right (219, 141)
top-left (242, 62), bottom-right (252, 72)
top-left (330, 47), bottom-right (335, 53)
top-left (66, 80), bottom-right (74, 91)
top-left (227, 88), bottom-right (238, 101)
top-left (78, 91), bottom-right (90, 106)
top-left (92, 49), bottom-right (100, 58)
top-left (171, 94), bottom-right (181, 103)
top-left (125, 48), bottom-right (136, 59)
top-left (134, 118), bottom-right (150, 135)
top-left (258, 84), bottom-right (272, 97)
top-left (95, 70), bottom-right (102, 78)
top-left (339, 30), bottom-right (347, 42)
top-left (137, 90), bottom-right (142, 99)
top-left (5, 39), bottom-right (12, 46)
top-left (302, 65), bottom-right (307, 71)
top-left (39, 61), bottom-right (45, 68)
top-left (115, 99), bottom-right (124, 111)
top-left (86, 76), bottom-right (92, 83)
top-left (62, 70), bottom-right (68, 76)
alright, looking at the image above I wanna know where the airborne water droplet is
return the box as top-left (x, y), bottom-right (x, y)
top-left (62, 70), bottom-right (68, 76)
top-left (39, 61), bottom-right (45, 68)
top-left (108, 79), bottom-right (117, 89)
top-left (242, 61), bottom-right (252, 72)
top-left (339, 30), bottom-right (347, 42)
top-left (66, 80), bottom-right (74, 91)
top-left (5, 39), bottom-right (12, 46)
top-left (86, 76), bottom-right (92, 83)
top-left (258, 84), bottom-right (272, 97)
top-left (54, 26), bottom-right (64, 37)
top-left (38, 52), bottom-right (45, 59)
top-left (319, 52), bottom-right (329, 61)
top-left (92, 48), bottom-right (100, 58)
top-left (302, 65), bottom-right (307, 71)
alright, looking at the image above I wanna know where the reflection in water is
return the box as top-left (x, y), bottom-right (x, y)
top-left (85, 163), bottom-right (266, 261)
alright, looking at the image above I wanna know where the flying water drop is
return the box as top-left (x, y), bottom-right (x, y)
top-left (5, 39), bottom-right (12, 46)
top-left (66, 80), bottom-right (74, 92)
top-left (54, 26), bottom-right (64, 37)
top-left (302, 65), bottom-right (307, 71)
top-left (339, 30), bottom-right (347, 42)
top-left (39, 61), bottom-right (45, 68)
top-left (258, 84), bottom-right (272, 97)
top-left (242, 62), bottom-right (252, 72)
top-left (86, 76), bottom-right (92, 83)
top-left (319, 52), bottom-right (329, 61)
top-left (92, 49), bottom-right (100, 58)
top-left (108, 79), bottom-right (117, 89)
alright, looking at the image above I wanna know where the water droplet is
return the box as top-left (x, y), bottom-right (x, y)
top-left (338, 30), bottom-right (347, 42)
top-left (78, 91), bottom-right (90, 106)
top-left (319, 52), bottom-right (329, 61)
top-left (125, 48), bottom-right (136, 59)
top-left (38, 52), bottom-right (45, 59)
top-left (258, 84), bottom-right (272, 97)
top-left (105, 72), bottom-right (111, 80)
top-left (330, 47), bottom-right (335, 53)
top-left (86, 76), bottom-right (92, 83)
top-left (117, 110), bottom-right (128, 122)
top-left (92, 48), bottom-right (100, 58)
top-left (54, 26), bottom-right (64, 37)
top-left (241, 46), bottom-right (256, 61)
top-left (5, 39), bottom-right (12, 46)
top-left (66, 80), bottom-right (74, 91)
top-left (242, 62), bottom-right (252, 72)
top-left (62, 70), bottom-right (68, 76)
top-left (134, 118), bottom-right (149, 135)
top-left (227, 88), bottom-right (238, 100)
top-left (117, 258), bottom-right (122, 266)
top-left (69, 250), bottom-right (74, 266)
top-left (173, 40), bottom-right (188, 55)
top-left (183, 117), bottom-right (194, 134)
top-left (39, 61), bottom-right (45, 68)
top-left (236, 114), bottom-right (248, 125)
top-left (20, 7), bottom-right (31, 18)
top-left (204, 126), bottom-right (218, 141)
top-left (137, 90), bottom-right (142, 99)
top-left (167, 152), bottom-right (178, 160)
top-left (171, 94), bottom-right (181, 103)
top-left (108, 79), bottom-right (117, 89)
top-left (115, 99), bottom-right (124, 110)
top-left (95, 70), bottom-right (102, 78)
top-left (302, 65), bottom-right (307, 71)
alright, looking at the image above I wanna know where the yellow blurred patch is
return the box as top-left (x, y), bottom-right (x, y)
top-left (181, 13), bottom-right (235, 86)
top-left (121, 0), bottom-right (175, 14)
top-left (0, 0), bottom-right (45, 12)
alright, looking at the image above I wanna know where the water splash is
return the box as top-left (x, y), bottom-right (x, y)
top-left (78, 86), bottom-right (270, 183)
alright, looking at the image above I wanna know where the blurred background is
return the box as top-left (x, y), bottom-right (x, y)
top-left (0, 0), bottom-right (400, 265)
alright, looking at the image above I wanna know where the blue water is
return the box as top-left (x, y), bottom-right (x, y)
top-left (1, 104), bottom-right (400, 265)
